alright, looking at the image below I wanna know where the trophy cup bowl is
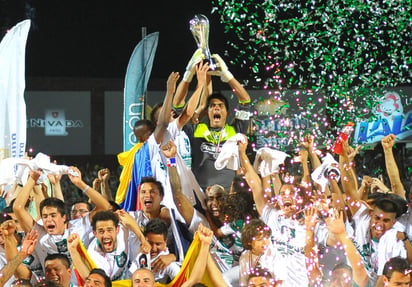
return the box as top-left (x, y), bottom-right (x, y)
top-left (189, 14), bottom-right (218, 71)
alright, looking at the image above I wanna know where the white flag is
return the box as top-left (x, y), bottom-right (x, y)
top-left (0, 20), bottom-right (31, 160)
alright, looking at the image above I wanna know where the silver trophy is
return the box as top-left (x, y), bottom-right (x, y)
top-left (189, 14), bottom-right (218, 71)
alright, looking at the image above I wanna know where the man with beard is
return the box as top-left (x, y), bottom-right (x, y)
top-left (87, 211), bottom-right (129, 281)
top-left (67, 210), bottom-right (148, 283)
top-left (67, 211), bottom-right (135, 281)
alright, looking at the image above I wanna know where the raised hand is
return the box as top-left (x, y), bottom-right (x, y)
top-left (300, 134), bottom-right (314, 153)
top-left (238, 134), bottom-right (248, 154)
top-left (0, 219), bottom-right (17, 237)
top-left (47, 173), bottom-right (62, 185)
top-left (98, 168), bottom-right (110, 182)
top-left (197, 223), bottom-right (213, 245)
top-left (115, 209), bottom-right (136, 229)
top-left (381, 134), bottom-right (396, 150)
top-left (67, 233), bottom-right (81, 250)
top-left (67, 166), bottom-right (83, 186)
top-left (370, 177), bottom-right (390, 193)
top-left (166, 72), bottom-right (180, 95)
top-left (161, 140), bottom-right (177, 158)
top-left (29, 170), bottom-right (42, 183)
top-left (211, 54), bottom-right (234, 82)
top-left (346, 144), bottom-right (361, 162)
top-left (325, 209), bottom-right (346, 236)
top-left (304, 206), bottom-right (319, 232)
top-left (21, 230), bottom-right (39, 256)
top-left (196, 60), bottom-right (209, 85)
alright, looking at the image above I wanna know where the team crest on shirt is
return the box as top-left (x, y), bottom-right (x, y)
top-left (116, 252), bottom-right (127, 267)
top-left (23, 254), bottom-right (35, 265)
top-left (56, 239), bottom-right (68, 253)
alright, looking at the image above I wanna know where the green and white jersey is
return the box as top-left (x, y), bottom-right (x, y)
top-left (352, 203), bottom-right (406, 286)
top-left (260, 204), bottom-right (308, 287)
top-left (87, 226), bottom-right (129, 281)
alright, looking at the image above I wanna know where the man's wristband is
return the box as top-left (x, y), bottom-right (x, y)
top-left (167, 158), bottom-right (177, 167)
top-left (403, 233), bottom-right (408, 242)
top-left (82, 185), bottom-right (90, 194)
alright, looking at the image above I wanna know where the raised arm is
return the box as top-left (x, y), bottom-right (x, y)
top-left (162, 140), bottom-right (194, 226)
top-left (381, 134), bottom-right (405, 198)
top-left (326, 210), bottom-right (369, 287)
top-left (238, 135), bottom-right (265, 215)
top-left (328, 175), bottom-right (347, 215)
top-left (173, 48), bottom-right (204, 108)
top-left (115, 209), bottom-right (150, 254)
top-left (0, 230), bottom-right (38, 286)
top-left (67, 233), bottom-right (90, 282)
top-left (205, 253), bottom-right (228, 287)
top-left (154, 72), bottom-right (180, 144)
top-left (181, 223), bottom-right (214, 287)
top-left (176, 61), bottom-right (209, 129)
top-left (339, 139), bottom-right (361, 215)
top-left (67, 166), bottom-right (111, 220)
top-left (191, 75), bottom-right (212, 124)
top-left (301, 134), bottom-right (321, 169)
top-left (47, 172), bottom-right (64, 201)
top-left (13, 171), bottom-right (40, 232)
top-left (32, 184), bottom-right (48, 221)
top-left (1, 220), bottom-right (32, 280)
top-left (98, 168), bottom-right (113, 201)
top-left (213, 54), bottom-right (250, 103)
top-left (304, 207), bottom-right (323, 286)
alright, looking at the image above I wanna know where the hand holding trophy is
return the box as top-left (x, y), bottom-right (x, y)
top-left (189, 14), bottom-right (217, 71)
top-left (189, 14), bottom-right (234, 82)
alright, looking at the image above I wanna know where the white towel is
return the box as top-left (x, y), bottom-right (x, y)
top-left (252, 148), bottom-right (289, 177)
top-left (0, 152), bottom-right (77, 186)
top-left (214, 134), bottom-right (247, 171)
top-left (311, 153), bottom-right (340, 193)
top-left (377, 228), bottom-right (407, 275)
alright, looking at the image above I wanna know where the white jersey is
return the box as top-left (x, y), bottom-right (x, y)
top-left (260, 204), bottom-right (308, 287)
top-left (129, 249), bottom-right (180, 284)
top-left (148, 124), bottom-right (204, 212)
top-left (239, 246), bottom-right (287, 287)
top-left (128, 209), bottom-right (189, 264)
top-left (168, 120), bottom-right (192, 168)
top-left (27, 216), bottom-right (91, 283)
top-left (188, 209), bottom-right (209, 234)
top-left (395, 207), bottom-right (412, 239)
top-left (87, 226), bottom-right (129, 280)
top-left (317, 220), bottom-right (354, 280)
top-left (147, 134), bottom-right (185, 223)
top-left (352, 203), bottom-right (406, 285)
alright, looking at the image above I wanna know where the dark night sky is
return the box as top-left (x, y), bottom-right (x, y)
top-left (1, 1), bottom-right (238, 80)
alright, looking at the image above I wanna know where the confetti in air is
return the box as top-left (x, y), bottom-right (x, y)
top-left (211, 0), bottom-right (412, 150)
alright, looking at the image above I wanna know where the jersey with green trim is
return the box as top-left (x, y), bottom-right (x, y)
top-left (186, 104), bottom-right (250, 190)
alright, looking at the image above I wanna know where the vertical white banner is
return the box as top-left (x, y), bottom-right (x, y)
top-left (0, 20), bottom-right (31, 160)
